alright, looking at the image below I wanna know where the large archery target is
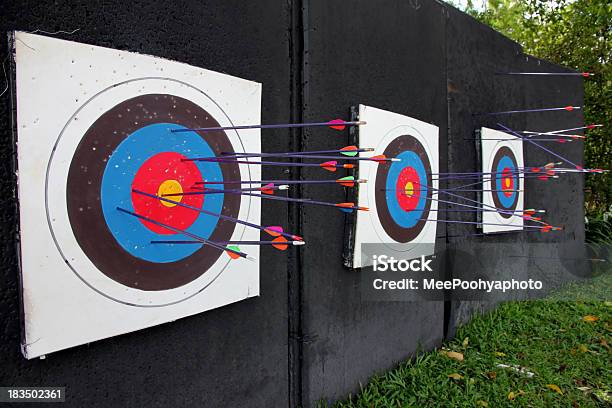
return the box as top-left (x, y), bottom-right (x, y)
top-left (353, 105), bottom-right (439, 268)
top-left (14, 33), bottom-right (261, 358)
top-left (47, 79), bottom-right (253, 305)
top-left (480, 127), bottom-right (524, 233)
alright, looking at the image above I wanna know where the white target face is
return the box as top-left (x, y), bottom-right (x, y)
top-left (353, 105), bottom-right (439, 268)
top-left (480, 127), bottom-right (524, 233)
top-left (14, 32), bottom-right (261, 358)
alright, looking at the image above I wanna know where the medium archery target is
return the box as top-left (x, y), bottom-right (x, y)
top-left (480, 127), bottom-right (524, 233)
top-left (353, 105), bottom-right (439, 268)
top-left (14, 33), bottom-right (261, 358)
top-left (374, 135), bottom-right (433, 242)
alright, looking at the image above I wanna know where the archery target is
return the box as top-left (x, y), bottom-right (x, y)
top-left (479, 127), bottom-right (524, 233)
top-left (13, 32), bottom-right (261, 358)
top-left (353, 105), bottom-right (439, 268)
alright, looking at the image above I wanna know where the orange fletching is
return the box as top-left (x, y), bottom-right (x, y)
top-left (337, 178), bottom-right (355, 187)
top-left (371, 154), bottom-right (387, 162)
top-left (321, 161), bottom-right (338, 172)
top-left (336, 202), bottom-right (354, 208)
top-left (227, 250), bottom-right (241, 259)
top-left (272, 236), bottom-right (289, 251)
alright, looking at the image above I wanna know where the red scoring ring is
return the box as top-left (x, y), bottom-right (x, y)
top-left (395, 166), bottom-right (421, 212)
top-left (131, 152), bottom-right (204, 234)
top-left (501, 167), bottom-right (515, 197)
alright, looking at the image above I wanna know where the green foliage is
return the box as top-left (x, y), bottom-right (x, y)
top-left (462, 0), bottom-right (612, 217)
top-left (330, 274), bottom-right (612, 407)
top-left (586, 218), bottom-right (612, 244)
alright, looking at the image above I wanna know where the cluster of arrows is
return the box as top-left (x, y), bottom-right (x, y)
top-left (447, 70), bottom-right (606, 237)
top-left (117, 71), bottom-right (607, 260)
top-left (117, 119), bottom-right (371, 259)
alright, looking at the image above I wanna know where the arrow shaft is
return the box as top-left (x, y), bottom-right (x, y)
top-left (496, 72), bottom-right (590, 76)
top-left (171, 120), bottom-right (365, 133)
top-left (220, 148), bottom-right (372, 157)
top-left (151, 240), bottom-right (301, 246)
top-left (132, 189), bottom-right (298, 240)
top-left (186, 158), bottom-right (344, 168)
top-left (116, 207), bottom-right (247, 258)
top-left (497, 123), bottom-right (580, 168)
top-left (476, 106), bottom-right (580, 116)
top-left (195, 179), bottom-right (364, 185)
top-left (420, 218), bottom-right (542, 229)
top-left (201, 187), bottom-right (361, 210)
top-left (200, 154), bottom-right (391, 161)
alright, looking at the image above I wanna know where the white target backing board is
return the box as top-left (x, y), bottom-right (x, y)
top-left (479, 127), bottom-right (524, 233)
top-left (12, 32), bottom-right (262, 359)
top-left (352, 105), bottom-right (439, 268)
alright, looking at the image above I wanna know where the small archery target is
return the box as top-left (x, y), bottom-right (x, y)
top-left (479, 127), bottom-right (524, 233)
top-left (14, 32), bottom-right (261, 358)
top-left (353, 105), bottom-right (439, 268)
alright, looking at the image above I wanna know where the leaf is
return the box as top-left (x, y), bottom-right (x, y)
top-left (547, 384), bottom-right (563, 395)
top-left (444, 351), bottom-right (464, 361)
top-left (495, 351), bottom-right (506, 357)
top-left (486, 371), bottom-right (497, 379)
top-left (600, 338), bottom-right (610, 349)
top-left (583, 315), bottom-right (599, 322)
top-left (476, 400), bottom-right (488, 407)
top-left (447, 373), bottom-right (463, 380)
top-left (578, 344), bottom-right (588, 353)
top-left (462, 337), bottom-right (469, 348)
top-left (508, 391), bottom-right (516, 400)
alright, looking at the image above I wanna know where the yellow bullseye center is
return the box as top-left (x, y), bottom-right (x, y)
top-left (158, 180), bottom-right (183, 207)
top-left (404, 181), bottom-right (415, 197)
top-left (504, 177), bottom-right (511, 188)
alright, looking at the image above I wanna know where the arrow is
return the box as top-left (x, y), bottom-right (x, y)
top-left (183, 157), bottom-right (354, 172)
top-left (518, 124), bottom-right (602, 137)
top-left (495, 72), bottom-right (593, 77)
top-left (221, 145), bottom-right (373, 158)
top-left (474, 105), bottom-right (581, 116)
top-left (196, 153), bottom-right (399, 162)
top-left (193, 176), bottom-right (366, 187)
top-left (151, 236), bottom-right (305, 251)
top-left (170, 184), bottom-right (289, 196)
top-left (116, 207), bottom-right (248, 259)
top-left (170, 119), bottom-right (366, 133)
top-left (184, 187), bottom-right (369, 212)
top-left (469, 137), bottom-right (578, 143)
top-left (497, 123), bottom-right (582, 169)
top-left (131, 189), bottom-right (302, 241)
top-left (419, 218), bottom-right (560, 231)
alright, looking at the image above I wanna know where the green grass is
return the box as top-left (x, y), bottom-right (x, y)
top-left (330, 273), bottom-right (612, 407)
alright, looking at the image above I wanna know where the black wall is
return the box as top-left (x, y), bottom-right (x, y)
top-left (0, 1), bottom-right (583, 407)
top-left (0, 1), bottom-right (294, 407)
top-left (298, 0), bottom-right (447, 404)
